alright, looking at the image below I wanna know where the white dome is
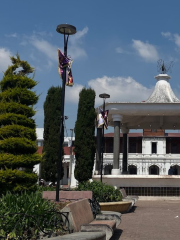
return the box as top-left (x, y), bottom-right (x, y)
top-left (146, 74), bottom-right (180, 103)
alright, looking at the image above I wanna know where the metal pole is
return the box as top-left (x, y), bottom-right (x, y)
top-left (56, 32), bottom-right (69, 202)
top-left (100, 98), bottom-right (105, 182)
top-left (69, 129), bottom-right (73, 188)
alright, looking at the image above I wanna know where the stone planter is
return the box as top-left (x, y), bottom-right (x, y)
top-left (99, 201), bottom-right (132, 213)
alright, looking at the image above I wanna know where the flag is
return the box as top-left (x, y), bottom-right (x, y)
top-left (68, 139), bottom-right (72, 147)
top-left (101, 110), bottom-right (109, 129)
top-left (97, 107), bottom-right (104, 128)
top-left (57, 48), bottom-right (74, 87)
top-left (97, 108), bottom-right (109, 129)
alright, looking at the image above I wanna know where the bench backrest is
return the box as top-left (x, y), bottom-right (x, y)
top-left (61, 198), bottom-right (94, 232)
top-left (43, 191), bottom-right (93, 201)
top-left (120, 188), bottom-right (127, 198)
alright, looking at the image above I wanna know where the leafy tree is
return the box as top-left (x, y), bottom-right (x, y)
top-left (0, 54), bottom-right (41, 194)
top-left (41, 86), bottom-right (64, 184)
top-left (74, 88), bottom-right (96, 182)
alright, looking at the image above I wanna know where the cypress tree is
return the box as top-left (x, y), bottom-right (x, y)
top-left (0, 54), bottom-right (41, 194)
top-left (41, 86), bottom-right (64, 184)
top-left (74, 88), bottom-right (96, 182)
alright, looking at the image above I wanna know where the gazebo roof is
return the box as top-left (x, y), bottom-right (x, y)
top-left (145, 74), bottom-right (180, 103)
top-left (98, 74), bottom-right (180, 130)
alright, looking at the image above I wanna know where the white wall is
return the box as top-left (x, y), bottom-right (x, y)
top-left (142, 137), bottom-right (166, 154)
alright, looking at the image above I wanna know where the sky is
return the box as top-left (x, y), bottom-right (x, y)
top-left (1, 0), bottom-right (180, 136)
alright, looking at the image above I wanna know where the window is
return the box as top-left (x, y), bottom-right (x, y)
top-left (37, 141), bottom-right (43, 147)
top-left (67, 167), bottom-right (69, 178)
top-left (171, 143), bottom-right (178, 153)
top-left (152, 142), bottom-right (157, 154)
top-left (63, 142), bottom-right (68, 147)
top-left (149, 165), bottom-right (159, 175)
top-left (128, 165), bottom-right (137, 174)
top-left (129, 142), bottom-right (136, 153)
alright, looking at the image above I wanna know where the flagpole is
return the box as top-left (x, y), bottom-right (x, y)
top-left (99, 93), bottom-right (110, 182)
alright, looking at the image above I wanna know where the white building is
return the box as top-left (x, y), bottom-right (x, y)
top-left (34, 71), bottom-right (180, 195)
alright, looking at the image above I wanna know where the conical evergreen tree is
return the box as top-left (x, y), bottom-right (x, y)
top-left (74, 88), bottom-right (96, 182)
top-left (0, 54), bottom-right (41, 194)
top-left (41, 86), bottom-right (64, 184)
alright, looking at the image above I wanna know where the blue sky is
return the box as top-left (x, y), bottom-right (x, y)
top-left (1, 0), bottom-right (180, 136)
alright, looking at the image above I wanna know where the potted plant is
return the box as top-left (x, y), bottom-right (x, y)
top-left (76, 181), bottom-right (132, 213)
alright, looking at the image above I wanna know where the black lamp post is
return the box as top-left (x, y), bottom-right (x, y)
top-left (99, 93), bottom-right (110, 182)
top-left (56, 24), bottom-right (76, 202)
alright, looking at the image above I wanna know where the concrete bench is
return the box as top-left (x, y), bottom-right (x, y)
top-left (61, 198), bottom-right (117, 240)
top-left (43, 191), bottom-right (121, 226)
top-left (47, 232), bottom-right (106, 240)
top-left (43, 191), bottom-right (92, 202)
top-left (120, 188), bottom-right (139, 203)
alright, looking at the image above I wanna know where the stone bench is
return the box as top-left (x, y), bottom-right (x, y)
top-left (47, 232), bottom-right (106, 240)
top-left (43, 190), bottom-right (121, 226)
top-left (120, 188), bottom-right (139, 203)
top-left (61, 198), bottom-right (118, 240)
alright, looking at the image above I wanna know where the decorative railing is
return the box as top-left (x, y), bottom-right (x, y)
top-left (0, 211), bottom-right (71, 239)
top-left (88, 198), bottom-right (101, 218)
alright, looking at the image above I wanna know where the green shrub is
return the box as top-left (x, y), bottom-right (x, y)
top-left (0, 169), bottom-right (38, 194)
top-left (0, 102), bottom-right (35, 117)
top-left (0, 153), bottom-right (41, 170)
top-left (76, 180), bottom-right (122, 202)
top-left (36, 185), bottom-right (55, 193)
top-left (0, 113), bottom-right (36, 128)
top-left (0, 191), bottom-right (63, 239)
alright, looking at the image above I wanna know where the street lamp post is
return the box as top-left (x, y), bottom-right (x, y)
top-left (56, 24), bottom-right (76, 202)
top-left (99, 93), bottom-right (110, 182)
top-left (68, 128), bottom-right (74, 188)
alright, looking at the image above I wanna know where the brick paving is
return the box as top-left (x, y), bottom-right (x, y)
top-left (110, 200), bottom-right (180, 240)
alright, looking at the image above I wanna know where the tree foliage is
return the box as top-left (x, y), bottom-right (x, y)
top-left (41, 86), bottom-right (64, 183)
top-left (0, 54), bottom-right (41, 194)
top-left (74, 88), bottom-right (96, 182)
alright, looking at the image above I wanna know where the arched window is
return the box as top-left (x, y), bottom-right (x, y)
top-left (149, 165), bottom-right (159, 175)
top-left (128, 165), bottom-right (137, 174)
top-left (172, 165), bottom-right (180, 175)
top-left (104, 165), bottom-right (113, 175)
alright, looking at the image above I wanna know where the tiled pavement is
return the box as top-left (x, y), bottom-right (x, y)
top-left (110, 199), bottom-right (180, 240)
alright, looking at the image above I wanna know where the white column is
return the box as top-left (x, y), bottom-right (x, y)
top-left (121, 126), bottom-right (129, 174)
top-left (111, 114), bottom-right (122, 175)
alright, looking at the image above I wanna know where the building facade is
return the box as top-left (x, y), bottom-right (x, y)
top-left (34, 127), bottom-right (180, 189)
top-left (103, 129), bottom-right (180, 176)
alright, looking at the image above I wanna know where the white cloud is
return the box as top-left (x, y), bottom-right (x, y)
top-left (65, 83), bottom-right (84, 103)
top-left (68, 27), bottom-right (88, 59)
top-left (174, 34), bottom-right (180, 48)
top-left (5, 33), bottom-right (17, 38)
top-left (0, 48), bottom-right (12, 73)
top-left (68, 45), bottom-right (87, 59)
top-left (65, 75), bottom-right (153, 105)
top-left (161, 32), bottom-right (172, 39)
top-left (161, 31), bottom-right (180, 49)
top-left (116, 47), bottom-right (123, 53)
top-left (132, 39), bottom-right (159, 62)
top-left (27, 27), bottom-right (88, 64)
top-left (70, 27), bottom-right (88, 43)
top-left (30, 36), bottom-right (57, 61)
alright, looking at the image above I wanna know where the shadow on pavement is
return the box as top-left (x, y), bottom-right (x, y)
top-left (123, 205), bottom-right (137, 214)
top-left (110, 229), bottom-right (123, 240)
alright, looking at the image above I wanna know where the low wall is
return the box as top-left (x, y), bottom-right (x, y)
top-left (43, 191), bottom-right (92, 201)
top-left (93, 175), bottom-right (180, 196)
top-left (93, 175), bottom-right (180, 187)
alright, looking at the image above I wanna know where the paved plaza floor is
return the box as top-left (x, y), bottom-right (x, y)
top-left (110, 199), bottom-right (180, 240)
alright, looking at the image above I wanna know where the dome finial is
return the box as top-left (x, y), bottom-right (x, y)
top-left (157, 59), bottom-right (174, 74)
